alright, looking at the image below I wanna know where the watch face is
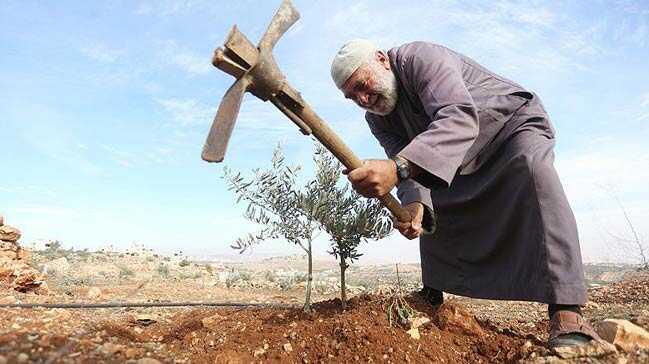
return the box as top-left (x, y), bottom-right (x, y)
top-left (400, 167), bottom-right (409, 180)
top-left (392, 157), bottom-right (409, 181)
top-left (397, 160), bottom-right (409, 180)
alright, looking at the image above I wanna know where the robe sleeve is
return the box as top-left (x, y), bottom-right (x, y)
top-left (397, 44), bottom-right (479, 187)
top-left (366, 115), bottom-right (435, 233)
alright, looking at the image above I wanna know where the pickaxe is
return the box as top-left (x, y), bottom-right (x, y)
top-left (202, 0), bottom-right (412, 224)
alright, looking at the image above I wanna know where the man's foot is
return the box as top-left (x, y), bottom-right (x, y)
top-left (416, 286), bottom-right (444, 306)
top-left (548, 310), bottom-right (600, 349)
top-left (549, 333), bottom-right (592, 348)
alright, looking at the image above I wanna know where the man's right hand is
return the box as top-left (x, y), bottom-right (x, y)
top-left (394, 202), bottom-right (424, 240)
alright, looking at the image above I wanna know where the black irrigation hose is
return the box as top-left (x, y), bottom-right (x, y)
top-left (0, 302), bottom-right (298, 309)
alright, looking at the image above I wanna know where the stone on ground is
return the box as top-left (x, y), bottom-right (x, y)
top-left (134, 313), bottom-right (157, 326)
top-left (15, 353), bottom-right (29, 364)
top-left (552, 340), bottom-right (617, 360)
top-left (408, 315), bottom-right (430, 329)
top-left (0, 219), bottom-right (48, 294)
top-left (406, 327), bottom-right (421, 340)
top-left (12, 270), bottom-right (47, 293)
top-left (201, 313), bottom-right (225, 330)
top-left (435, 301), bottom-right (485, 337)
top-left (0, 296), bottom-right (16, 304)
top-left (43, 257), bottom-right (70, 275)
top-left (86, 286), bottom-right (102, 299)
top-left (136, 358), bottom-right (161, 364)
top-left (0, 225), bottom-right (21, 242)
top-left (597, 319), bottom-right (649, 351)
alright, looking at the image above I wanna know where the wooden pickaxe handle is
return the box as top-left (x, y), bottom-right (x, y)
top-left (272, 96), bottom-right (412, 224)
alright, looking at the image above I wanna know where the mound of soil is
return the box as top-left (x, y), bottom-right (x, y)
top-left (92, 294), bottom-right (532, 363)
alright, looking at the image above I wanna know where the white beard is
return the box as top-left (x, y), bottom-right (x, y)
top-left (363, 65), bottom-right (399, 116)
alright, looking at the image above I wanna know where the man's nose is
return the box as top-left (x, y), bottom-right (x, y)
top-left (357, 92), bottom-right (370, 106)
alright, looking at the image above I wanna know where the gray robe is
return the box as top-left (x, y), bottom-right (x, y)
top-left (366, 42), bottom-right (587, 304)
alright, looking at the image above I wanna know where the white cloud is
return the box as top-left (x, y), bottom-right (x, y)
top-left (11, 105), bottom-right (103, 176)
top-left (135, 0), bottom-right (204, 16)
top-left (13, 205), bottom-right (79, 218)
top-left (319, 0), bottom-right (621, 78)
top-left (614, 0), bottom-right (649, 15)
top-left (557, 142), bottom-right (649, 204)
top-left (611, 3), bottom-right (649, 48)
top-left (134, 3), bottom-right (153, 15)
top-left (634, 93), bottom-right (649, 121)
top-left (629, 22), bottom-right (649, 47)
top-left (559, 25), bottom-right (607, 57)
top-left (170, 51), bottom-right (211, 76)
top-left (640, 93), bottom-right (649, 108)
top-left (0, 185), bottom-right (56, 198)
top-left (145, 146), bottom-right (177, 164)
top-left (156, 97), bottom-right (214, 126)
top-left (160, 40), bottom-right (211, 76)
top-left (99, 144), bottom-right (138, 168)
top-left (515, 9), bottom-right (555, 27)
top-left (636, 113), bottom-right (649, 122)
top-left (80, 43), bottom-right (125, 63)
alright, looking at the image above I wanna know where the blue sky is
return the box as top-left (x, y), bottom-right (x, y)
top-left (2, 0), bottom-right (648, 264)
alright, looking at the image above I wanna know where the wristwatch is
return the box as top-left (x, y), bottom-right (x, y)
top-left (391, 156), bottom-right (411, 182)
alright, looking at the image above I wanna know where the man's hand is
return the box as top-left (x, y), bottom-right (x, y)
top-left (394, 202), bottom-right (424, 240)
top-left (343, 159), bottom-right (399, 198)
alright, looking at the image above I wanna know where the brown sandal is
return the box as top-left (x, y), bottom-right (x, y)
top-left (548, 311), bottom-right (601, 349)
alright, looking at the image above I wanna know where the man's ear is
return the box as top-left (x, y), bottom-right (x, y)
top-left (376, 50), bottom-right (391, 70)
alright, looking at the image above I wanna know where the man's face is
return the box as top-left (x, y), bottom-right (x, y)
top-left (340, 52), bottom-right (399, 116)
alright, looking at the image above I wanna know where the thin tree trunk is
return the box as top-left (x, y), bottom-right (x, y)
top-left (340, 255), bottom-right (347, 310)
top-left (303, 240), bottom-right (313, 312)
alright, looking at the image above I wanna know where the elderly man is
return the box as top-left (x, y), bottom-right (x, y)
top-left (330, 39), bottom-right (599, 348)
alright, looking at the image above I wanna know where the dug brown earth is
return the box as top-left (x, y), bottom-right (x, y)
top-left (160, 296), bottom-right (534, 363)
top-left (0, 295), bottom-right (536, 363)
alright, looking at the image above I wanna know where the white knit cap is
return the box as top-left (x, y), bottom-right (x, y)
top-left (330, 39), bottom-right (378, 89)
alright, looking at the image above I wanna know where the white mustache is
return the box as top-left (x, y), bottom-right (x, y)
top-left (364, 71), bottom-right (399, 115)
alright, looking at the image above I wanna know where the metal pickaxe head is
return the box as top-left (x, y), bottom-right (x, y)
top-left (201, 0), bottom-right (418, 225)
top-left (202, 0), bottom-right (303, 163)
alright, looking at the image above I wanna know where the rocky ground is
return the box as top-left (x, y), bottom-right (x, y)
top-left (1, 217), bottom-right (648, 363)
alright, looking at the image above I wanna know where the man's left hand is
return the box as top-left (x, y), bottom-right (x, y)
top-left (343, 159), bottom-right (399, 198)
top-left (394, 202), bottom-right (424, 240)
